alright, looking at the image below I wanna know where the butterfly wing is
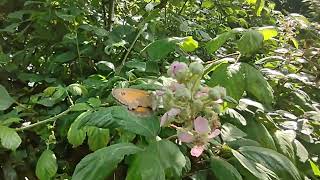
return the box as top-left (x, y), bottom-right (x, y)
top-left (112, 88), bottom-right (153, 108)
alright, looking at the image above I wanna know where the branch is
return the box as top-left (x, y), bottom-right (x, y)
top-left (15, 108), bottom-right (72, 132)
top-left (108, 0), bottom-right (115, 31)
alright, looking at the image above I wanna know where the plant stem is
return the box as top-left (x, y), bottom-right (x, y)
top-left (115, 23), bottom-right (148, 75)
top-left (75, 31), bottom-right (83, 76)
top-left (15, 108), bottom-right (72, 132)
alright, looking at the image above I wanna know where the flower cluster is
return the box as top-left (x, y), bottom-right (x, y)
top-left (159, 61), bottom-right (226, 157)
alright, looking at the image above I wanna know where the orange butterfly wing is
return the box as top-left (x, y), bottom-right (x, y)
top-left (112, 88), bottom-right (153, 110)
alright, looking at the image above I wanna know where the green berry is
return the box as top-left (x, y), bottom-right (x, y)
top-left (189, 62), bottom-right (204, 75)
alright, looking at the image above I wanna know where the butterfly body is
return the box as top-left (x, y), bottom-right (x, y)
top-left (112, 88), bottom-right (156, 116)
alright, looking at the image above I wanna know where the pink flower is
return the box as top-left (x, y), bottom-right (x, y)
top-left (190, 145), bottom-right (205, 157)
top-left (178, 132), bottom-right (194, 143)
top-left (208, 129), bottom-right (221, 139)
top-left (167, 61), bottom-right (188, 78)
top-left (160, 108), bottom-right (181, 126)
top-left (194, 116), bottom-right (210, 134)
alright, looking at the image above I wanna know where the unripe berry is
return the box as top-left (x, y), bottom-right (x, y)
top-left (175, 87), bottom-right (191, 100)
top-left (189, 62), bottom-right (204, 75)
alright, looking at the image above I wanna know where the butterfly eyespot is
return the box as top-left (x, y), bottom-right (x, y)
top-left (121, 92), bottom-right (126, 95)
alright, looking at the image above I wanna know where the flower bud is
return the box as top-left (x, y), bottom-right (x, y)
top-left (193, 99), bottom-right (203, 112)
top-left (167, 61), bottom-right (188, 80)
top-left (189, 62), bottom-right (204, 75)
top-left (208, 87), bottom-right (221, 100)
top-left (175, 87), bottom-right (191, 100)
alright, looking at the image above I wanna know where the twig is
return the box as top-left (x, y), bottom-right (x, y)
top-left (75, 31), bottom-right (83, 76)
top-left (115, 23), bottom-right (148, 74)
top-left (15, 108), bottom-right (71, 132)
top-left (178, 0), bottom-right (189, 15)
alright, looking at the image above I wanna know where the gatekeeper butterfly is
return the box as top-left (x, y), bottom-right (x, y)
top-left (112, 88), bottom-right (156, 116)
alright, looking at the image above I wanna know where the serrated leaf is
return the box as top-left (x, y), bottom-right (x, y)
top-left (86, 127), bottom-right (110, 151)
top-left (293, 139), bottom-right (308, 163)
top-left (77, 106), bottom-right (160, 137)
top-left (237, 30), bottom-right (263, 55)
top-left (0, 126), bottom-right (21, 150)
top-left (241, 63), bottom-right (274, 109)
top-left (206, 31), bottom-right (235, 54)
top-left (221, 123), bottom-right (247, 142)
top-left (223, 108), bottom-right (247, 125)
top-left (210, 157), bottom-right (243, 180)
top-left (273, 130), bottom-right (296, 162)
top-left (0, 85), bottom-right (15, 111)
top-left (236, 146), bottom-right (302, 180)
top-left (126, 140), bottom-right (186, 180)
top-left (70, 103), bottom-right (92, 111)
top-left (72, 143), bottom-right (142, 180)
top-left (241, 116), bottom-right (276, 150)
top-left (35, 150), bottom-right (58, 180)
top-left (207, 63), bottom-right (245, 101)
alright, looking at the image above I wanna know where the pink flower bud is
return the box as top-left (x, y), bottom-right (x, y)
top-left (190, 145), bottom-right (204, 157)
top-left (194, 116), bottom-right (210, 134)
top-left (208, 129), bottom-right (221, 139)
top-left (160, 108), bottom-right (181, 126)
top-left (167, 61), bottom-right (188, 78)
top-left (178, 132), bottom-right (194, 143)
top-left (169, 82), bottom-right (185, 92)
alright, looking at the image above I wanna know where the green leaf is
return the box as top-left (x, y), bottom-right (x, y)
top-left (221, 123), bottom-right (247, 142)
top-left (179, 36), bottom-right (198, 52)
top-left (241, 63), bottom-right (274, 109)
top-left (70, 103), bottom-right (92, 111)
top-left (35, 150), bottom-right (58, 180)
top-left (309, 160), bottom-right (320, 177)
top-left (86, 127), bottom-right (110, 151)
top-left (206, 31), bottom-right (235, 54)
top-left (207, 63), bottom-right (245, 101)
top-left (53, 51), bottom-right (77, 63)
top-left (257, 26), bottom-right (278, 40)
top-left (0, 85), bottom-right (15, 111)
top-left (241, 116), bottom-right (276, 150)
top-left (293, 139), bottom-right (308, 163)
top-left (77, 106), bottom-right (160, 137)
top-left (72, 143), bottom-right (142, 180)
top-left (0, 126), bottom-right (21, 150)
top-left (222, 108), bottom-right (247, 126)
top-left (126, 140), bottom-right (186, 180)
top-left (67, 112), bottom-right (88, 147)
top-left (210, 157), bottom-right (243, 180)
top-left (237, 30), bottom-right (263, 55)
top-left (143, 37), bottom-right (185, 60)
top-left (236, 146), bottom-right (302, 180)
top-left (255, 0), bottom-right (265, 16)
top-left (290, 37), bottom-right (299, 49)
top-left (273, 130), bottom-right (296, 161)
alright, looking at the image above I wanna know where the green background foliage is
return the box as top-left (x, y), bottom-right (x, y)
top-left (0, 0), bottom-right (319, 179)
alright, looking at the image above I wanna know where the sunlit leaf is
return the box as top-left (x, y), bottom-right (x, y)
top-left (210, 157), bottom-right (243, 180)
top-left (237, 30), bottom-right (263, 55)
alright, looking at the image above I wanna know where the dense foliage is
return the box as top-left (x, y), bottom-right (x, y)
top-left (0, 0), bottom-right (319, 179)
